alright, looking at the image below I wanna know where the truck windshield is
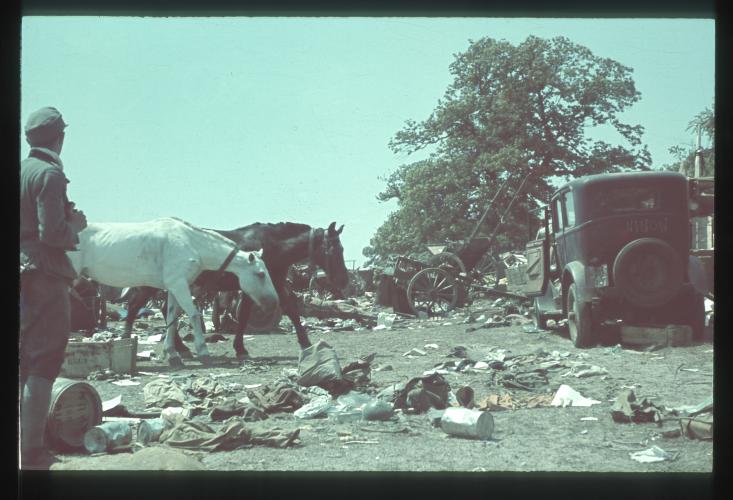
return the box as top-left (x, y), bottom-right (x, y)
top-left (594, 187), bottom-right (661, 214)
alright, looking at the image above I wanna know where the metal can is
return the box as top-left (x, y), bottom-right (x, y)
top-left (137, 418), bottom-right (168, 445)
top-left (440, 407), bottom-right (494, 440)
top-left (83, 421), bottom-right (133, 453)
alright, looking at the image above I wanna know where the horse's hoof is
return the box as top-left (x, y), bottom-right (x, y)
top-left (236, 352), bottom-right (251, 362)
top-left (168, 357), bottom-right (185, 369)
top-left (179, 349), bottom-right (194, 360)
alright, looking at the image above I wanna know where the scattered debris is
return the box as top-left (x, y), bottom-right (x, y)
top-left (551, 385), bottom-right (601, 407)
top-left (629, 446), bottom-right (676, 463)
top-left (83, 421), bottom-right (133, 454)
top-left (441, 407), bottom-right (494, 440)
top-left (610, 389), bottom-right (665, 424)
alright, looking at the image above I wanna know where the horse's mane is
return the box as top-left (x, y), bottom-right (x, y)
top-left (166, 217), bottom-right (239, 247)
top-left (233, 222), bottom-right (313, 240)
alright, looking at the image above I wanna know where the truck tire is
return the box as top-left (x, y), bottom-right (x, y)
top-left (532, 296), bottom-right (548, 329)
top-left (567, 283), bottom-right (593, 348)
top-left (613, 238), bottom-right (683, 308)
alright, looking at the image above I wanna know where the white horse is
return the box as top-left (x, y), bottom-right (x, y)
top-left (66, 217), bottom-right (279, 367)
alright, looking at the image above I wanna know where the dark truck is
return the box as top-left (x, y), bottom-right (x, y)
top-left (524, 171), bottom-right (711, 347)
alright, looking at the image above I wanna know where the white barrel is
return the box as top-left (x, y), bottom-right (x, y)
top-left (137, 418), bottom-right (168, 445)
top-left (440, 407), bottom-right (494, 440)
top-left (83, 421), bottom-right (133, 453)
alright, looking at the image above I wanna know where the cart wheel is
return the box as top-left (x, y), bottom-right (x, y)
top-left (406, 267), bottom-right (458, 317)
top-left (428, 252), bottom-right (467, 274)
top-left (567, 283), bottom-right (593, 347)
top-left (473, 254), bottom-right (501, 289)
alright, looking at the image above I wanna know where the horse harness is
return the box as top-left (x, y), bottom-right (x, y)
top-left (308, 227), bottom-right (340, 278)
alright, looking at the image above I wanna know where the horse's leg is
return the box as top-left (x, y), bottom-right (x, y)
top-left (211, 292), bottom-right (222, 332)
top-left (164, 293), bottom-right (185, 369)
top-left (167, 282), bottom-right (212, 365)
top-left (279, 287), bottom-right (312, 349)
top-left (122, 287), bottom-right (154, 338)
top-left (233, 293), bottom-right (254, 359)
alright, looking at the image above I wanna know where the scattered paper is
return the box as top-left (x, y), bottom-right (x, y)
top-left (629, 446), bottom-right (673, 463)
top-left (102, 395), bottom-right (122, 412)
top-left (137, 350), bottom-right (156, 360)
top-left (551, 385), bottom-right (601, 407)
top-left (111, 379), bottom-right (141, 386)
top-left (139, 334), bottom-right (163, 344)
top-left (580, 417), bottom-right (599, 421)
top-left (403, 348), bottom-right (427, 357)
top-left (137, 371), bottom-right (157, 376)
top-left (244, 384), bottom-right (263, 389)
top-left (473, 361), bottom-right (490, 370)
top-left (424, 344), bottom-right (439, 350)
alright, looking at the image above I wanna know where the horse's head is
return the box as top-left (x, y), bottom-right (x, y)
top-left (316, 222), bottom-right (349, 290)
top-left (233, 250), bottom-right (279, 313)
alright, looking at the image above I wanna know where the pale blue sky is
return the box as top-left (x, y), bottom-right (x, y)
top-left (20, 17), bottom-right (714, 266)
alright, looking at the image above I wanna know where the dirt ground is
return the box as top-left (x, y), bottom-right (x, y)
top-left (48, 297), bottom-right (714, 473)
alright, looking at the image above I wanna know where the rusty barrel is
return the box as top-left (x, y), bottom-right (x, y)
top-left (46, 378), bottom-right (103, 450)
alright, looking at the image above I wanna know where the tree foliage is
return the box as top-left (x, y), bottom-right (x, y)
top-left (664, 104), bottom-right (715, 176)
top-left (364, 35), bottom-right (651, 265)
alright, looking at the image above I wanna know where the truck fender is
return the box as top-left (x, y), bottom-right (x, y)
top-left (561, 261), bottom-right (588, 309)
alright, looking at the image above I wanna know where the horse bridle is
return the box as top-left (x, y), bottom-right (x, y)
top-left (308, 227), bottom-right (340, 279)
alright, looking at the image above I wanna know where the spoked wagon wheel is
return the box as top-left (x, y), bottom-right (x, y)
top-left (473, 254), bottom-right (501, 289)
top-left (406, 267), bottom-right (458, 317)
top-left (428, 252), bottom-right (467, 275)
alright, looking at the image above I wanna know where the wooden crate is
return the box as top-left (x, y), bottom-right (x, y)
top-left (621, 325), bottom-right (692, 347)
top-left (60, 337), bottom-right (137, 379)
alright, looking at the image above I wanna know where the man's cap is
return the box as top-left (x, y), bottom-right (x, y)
top-left (25, 107), bottom-right (68, 145)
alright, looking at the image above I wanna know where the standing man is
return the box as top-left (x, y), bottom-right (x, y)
top-left (19, 107), bottom-right (87, 469)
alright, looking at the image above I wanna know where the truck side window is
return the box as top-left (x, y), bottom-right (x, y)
top-left (563, 191), bottom-right (576, 228)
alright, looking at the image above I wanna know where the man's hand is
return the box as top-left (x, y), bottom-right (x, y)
top-left (68, 209), bottom-right (87, 233)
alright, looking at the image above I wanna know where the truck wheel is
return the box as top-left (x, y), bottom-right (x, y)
top-left (532, 297), bottom-right (548, 329)
top-left (613, 238), bottom-right (683, 308)
top-left (567, 283), bottom-right (593, 347)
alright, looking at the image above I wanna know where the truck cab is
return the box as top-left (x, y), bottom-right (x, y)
top-left (524, 171), bottom-right (709, 347)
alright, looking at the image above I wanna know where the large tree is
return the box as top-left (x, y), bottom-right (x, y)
top-left (665, 104), bottom-right (715, 176)
top-left (364, 35), bottom-right (651, 265)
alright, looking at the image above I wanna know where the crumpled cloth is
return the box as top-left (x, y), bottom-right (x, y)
top-left (187, 377), bottom-right (225, 398)
top-left (611, 389), bottom-right (665, 423)
top-left (340, 352), bottom-right (375, 389)
top-left (386, 372), bottom-right (451, 413)
top-left (209, 398), bottom-right (267, 422)
top-left (246, 382), bottom-right (305, 413)
top-left (144, 378), bottom-right (187, 408)
top-left (159, 418), bottom-right (300, 451)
